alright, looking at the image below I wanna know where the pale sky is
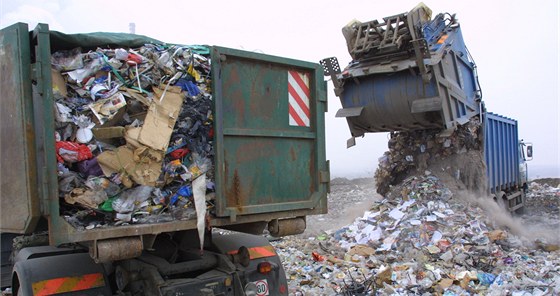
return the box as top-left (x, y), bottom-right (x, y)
top-left (1, 0), bottom-right (558, 179)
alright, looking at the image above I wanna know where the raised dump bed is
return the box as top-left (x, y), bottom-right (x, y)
top-left (322, 4), bottom-right (481, 145)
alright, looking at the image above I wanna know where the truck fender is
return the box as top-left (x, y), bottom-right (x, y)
top-left (13, 250), bottom-right (112, 296)
top-left (212, 232), bottom-right (288, 295)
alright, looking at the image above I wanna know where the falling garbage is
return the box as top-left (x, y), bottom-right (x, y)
top-left (374, 119), bottom-right (484, 197)
top-left (52, 43), bottom-right (215, 228)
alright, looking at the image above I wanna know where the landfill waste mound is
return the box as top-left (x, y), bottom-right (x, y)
top-left (375, 119), bottom-right (485, 197)
top-left (522, 181), bottom-right (560, 249)
top-left (273, 175), bottom-right (560, 295)
top-left (51, 43), bottom-right (215, 229)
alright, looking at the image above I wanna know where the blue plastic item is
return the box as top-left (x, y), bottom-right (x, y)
top-left (477, 272), bottom-right (496, 286)
top-left (170, 185), bottom-right (193, 205)
top-left (175, 78), bottom-right (200, 97)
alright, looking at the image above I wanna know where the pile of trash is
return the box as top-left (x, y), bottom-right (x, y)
top-left (273, 174), bottom-right (560, 295)
top-left (521, 181), bottom-right (560, 241)
top-left (375, 119), bottom-right (484, 196)
top-left (52, 42), bottom-right (215, 229)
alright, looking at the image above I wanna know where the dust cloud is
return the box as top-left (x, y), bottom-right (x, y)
top-left (456, 190), bottom-right (560, 248)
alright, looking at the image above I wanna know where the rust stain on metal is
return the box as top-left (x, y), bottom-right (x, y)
top-left (290, 147), bottom-right (297, 162)
top-left (227, 170), bottom-right (244, 213)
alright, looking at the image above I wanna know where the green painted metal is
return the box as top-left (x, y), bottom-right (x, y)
top-left (0, 23), bottom-right (41, 234)
top-left (1, 25), bottom-right (328, 245)
top-left (211, 46), bottom-right (328, 218)
top-left (32, 24), bottom-right (65, 245)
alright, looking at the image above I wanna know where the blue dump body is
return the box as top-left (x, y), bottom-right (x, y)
top-left (331, 7), bottom-right (481, 136)
top-left (483, 112), bottom-right (520, 194)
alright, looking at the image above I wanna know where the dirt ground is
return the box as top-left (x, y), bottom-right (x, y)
top-left (298, 177), bottom-right (382, 238)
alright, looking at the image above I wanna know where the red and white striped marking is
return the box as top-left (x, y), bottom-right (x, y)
top-left (288, 70), bottom-right (310, 127)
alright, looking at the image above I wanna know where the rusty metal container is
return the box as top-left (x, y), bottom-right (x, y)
top-left (0, 23), bottom-right (329, 246)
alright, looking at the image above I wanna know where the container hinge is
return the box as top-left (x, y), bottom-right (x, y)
top-left (31, 63), bottom-right (44, 94)
top-left (320, 161), bottom-right (330, 193)
top-left (319, 80), bottom-right (328, 102)
top-left (320, 170), bottom-right (330, 183)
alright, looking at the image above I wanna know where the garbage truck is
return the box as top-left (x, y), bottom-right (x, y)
top-left (0, 22), bottom-right (329, 295)
top-left (321, 3), bottom-right (532, 212)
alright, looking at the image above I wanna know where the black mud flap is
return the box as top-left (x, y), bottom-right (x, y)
top-left (13, 247), bottom-right (111, 295)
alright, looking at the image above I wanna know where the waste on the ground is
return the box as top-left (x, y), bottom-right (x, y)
top-left (52, 43), bottom-right (215, 229)
top-left (273, 176), bottom-right (560, 295)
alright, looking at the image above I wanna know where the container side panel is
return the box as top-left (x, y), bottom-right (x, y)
top-left (213, 47), bottom-right (326, 217)
top-left (506, 122), bottom-right (512, 188)
top-left (484, 117), bottom-right (493, 193)
top-left (0, 23), bottom-right (40, 233)
top-left (484, 112), bottom-right (520, 194)
top-left (489, 118), bottom-right (496, 192)
top-left (498, 121), bottom-right (504, 190)
top-left (223, 137), bottom-right (313, 210)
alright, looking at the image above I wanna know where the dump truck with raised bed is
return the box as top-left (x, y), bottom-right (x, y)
top-left (321, 3), bottom-right (532, 212)
top-left (0, 22), bottom-right (329, 295)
